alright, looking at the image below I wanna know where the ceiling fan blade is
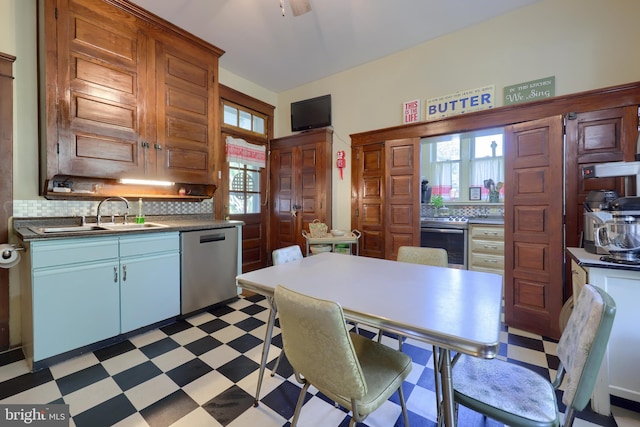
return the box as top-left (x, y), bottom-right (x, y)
top-left (290, 0), bottom-right (311, 16)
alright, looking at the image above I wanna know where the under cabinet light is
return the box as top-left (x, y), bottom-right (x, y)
top-left (119, 178), bottom-right (175, 186)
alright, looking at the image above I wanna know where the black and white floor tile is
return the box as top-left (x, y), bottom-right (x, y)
top-left (1, 294), bottom-right (639, 427)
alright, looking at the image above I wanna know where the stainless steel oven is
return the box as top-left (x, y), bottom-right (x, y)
top-left (420, 217), bottom-right (468, 269)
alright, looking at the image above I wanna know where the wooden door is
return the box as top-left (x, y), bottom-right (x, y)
top-left (504, 116), bottom-right (564, 339)
top-left (222, 133), bottom-right (268, 273)
top-left (0, 52), bottom-right (15, 350)
top-left (352, 143), bottom-right (385, 258)
top-left (269, 130), bottom-right (332, 257)
top-left (154, 35), bottom-right (218, 184)
top-left (564, 107), bottom-right (637, 296)
top-left (53, 0), bottom-right (146, 178)
top-left (385, 138), bottom-right (420, 260)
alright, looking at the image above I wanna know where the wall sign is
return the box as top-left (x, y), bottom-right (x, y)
top-left (426, 85), bottom-right (495, 120)
top-left (503, 76), bottom-right (555, 105)
top-left (403, 99), bottom-right (421, 124)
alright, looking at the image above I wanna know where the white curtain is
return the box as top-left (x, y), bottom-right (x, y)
top-left (471, 157), bottom-right (504, 198)
top-left (225, 136), bottom-right (266, 168)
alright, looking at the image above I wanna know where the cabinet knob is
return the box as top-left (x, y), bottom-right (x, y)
top-left (154, 143), bottom-right (162, 150)
top-left (113, 266), bottom-right (118, 283)
top-left (122, 265), bottom-right (127, 282)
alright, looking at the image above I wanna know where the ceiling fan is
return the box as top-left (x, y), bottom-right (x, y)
top-left (280, 0), bottom-right (312, 17)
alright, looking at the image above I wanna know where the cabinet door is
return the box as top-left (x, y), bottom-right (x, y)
top-left (564, 106), bottom-right (637, 298)
top-left (385, 138), bottom-right (420, 260)
top-left (120, 251), bottom-right (180, 333)
top-left (589, 268), bottom-right (640, 407)
top-left (33, 261), bottom-right (120, 361)
top-left (52, 0), bottom-right (146, 179)
top-left (270, 129), bottom-right (332, 251)
top-left (152, 36), bottom-right (218, 184)
top-left (352, 143), bottom-right (385, 259)
top-left (504, 116), bottom-right (564, 339)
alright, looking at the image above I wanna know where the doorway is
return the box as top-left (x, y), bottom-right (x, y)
top-left (219, 86), bottom-right (274, 273)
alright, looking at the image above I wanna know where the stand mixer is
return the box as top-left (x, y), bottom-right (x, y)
top-left (583, 161), bottom-right (640, 263)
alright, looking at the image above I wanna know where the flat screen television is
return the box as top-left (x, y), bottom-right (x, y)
top-left (291, 94), bottom-right (331, 132)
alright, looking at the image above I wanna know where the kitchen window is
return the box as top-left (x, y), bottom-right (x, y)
top-left (421, 127), bottom-right (504, 202)
top-left (223, 102), bottom-right (267, 136)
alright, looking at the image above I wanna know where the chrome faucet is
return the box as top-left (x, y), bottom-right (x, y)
top-left (96, 196), bottom-right (130, 225)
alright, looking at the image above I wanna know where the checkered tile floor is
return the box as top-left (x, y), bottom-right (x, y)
top-left (0, 294), bottom-right (637, 427)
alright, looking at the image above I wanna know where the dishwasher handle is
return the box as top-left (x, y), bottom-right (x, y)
top-left (200, 233), bottom-right (226, 244)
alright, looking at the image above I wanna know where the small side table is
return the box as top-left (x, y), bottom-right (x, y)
top-left (302, 230), bottom-right (361, 256)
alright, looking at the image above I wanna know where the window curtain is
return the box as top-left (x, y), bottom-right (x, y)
top-left (471, 158), bottom-right (504, 199)
top-left (225, 136), bottom-right (266, 168)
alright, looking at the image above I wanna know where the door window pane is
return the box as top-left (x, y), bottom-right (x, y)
top-left (229, 163), bottom-right (261, 214)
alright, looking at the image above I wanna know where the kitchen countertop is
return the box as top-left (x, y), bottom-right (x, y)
top-left (567, 247), bottom-right (640, 272)
top-left (12, 214), bottom-right (244, 241)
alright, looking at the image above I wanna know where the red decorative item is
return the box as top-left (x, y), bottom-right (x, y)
top-left (336, 150), bottom-right (346, 180)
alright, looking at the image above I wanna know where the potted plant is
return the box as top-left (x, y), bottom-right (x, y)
top-left (431, 195), bottom-right (449, 216)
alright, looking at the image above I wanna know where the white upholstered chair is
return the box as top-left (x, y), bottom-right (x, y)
top-left (270, 245), bottom-right (303, 377)
top-left (274, 285), bottom-right (412, 426)
top-left (452, 284), bottom-right (616, 427)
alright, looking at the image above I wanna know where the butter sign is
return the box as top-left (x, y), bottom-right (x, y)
top-left (503, 76), bottom-right (555, 105)
top-left (426, 85), bottom-right (495, 120)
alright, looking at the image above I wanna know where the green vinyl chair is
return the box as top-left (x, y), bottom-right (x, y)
top-left (270, 245), bottom-right (304, 377)
top-left (452, 283), bottom-right (616, 427)
top-left (274, 285), bottom-right (412, 427)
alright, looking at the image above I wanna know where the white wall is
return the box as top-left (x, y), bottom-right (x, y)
top-left (276, 0), bottom-right (640, 230)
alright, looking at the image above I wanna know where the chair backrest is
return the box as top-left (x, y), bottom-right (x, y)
top-left (272, 245), bottom-right (303, 265)
top-left (397, 246), bottom-right (448, 267)
top-left (274, 285), bottom-right (367, 400)
top-left (557, 284), bottom-right (616, 411)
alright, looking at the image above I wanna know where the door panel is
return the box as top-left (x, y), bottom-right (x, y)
top-left (353, 143), bottom-right (385, 258)
top-left (222, 133), bottom-right (268, 273)
top-left (505, 116), bottom-right (564, 339)
top-left (57, 0), bottom-right (145, 178)
top-left (385, 138), bottom-right (420, 259)
top-left (269, 129), bottom-right (332, 258)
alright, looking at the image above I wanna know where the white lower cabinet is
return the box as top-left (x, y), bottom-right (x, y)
top-left (25, 232), bottom-right (180, 367)
top-left (468, 224), bottom-right (505, 278)
top-left (119, 234), bottom-right (180, 333)
top-left (579, 266), bottom-right (640, 414)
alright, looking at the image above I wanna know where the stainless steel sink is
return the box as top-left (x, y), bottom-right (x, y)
top-left (99, 222), bottom-right (168, 231)
top-left (29, 222), bottom-right (168, 234)
top-left (30, 225), bottom-right (107, 234)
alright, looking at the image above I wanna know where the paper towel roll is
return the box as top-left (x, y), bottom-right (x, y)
top-left (0, 244), bottom-right (21, 268)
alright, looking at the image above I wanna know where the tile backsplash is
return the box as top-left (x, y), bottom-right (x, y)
top-left (421, 203), bottom-right (504, 218)
top-left (13, 198), bottom-right (214, 218)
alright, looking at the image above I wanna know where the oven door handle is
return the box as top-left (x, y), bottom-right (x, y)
top-left (421, 228), bottom-right (465, 234)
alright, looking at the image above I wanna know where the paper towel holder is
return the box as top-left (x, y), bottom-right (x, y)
top-left (2, 244), bottom-right (24, 260)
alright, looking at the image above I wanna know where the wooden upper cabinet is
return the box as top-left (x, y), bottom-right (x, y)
top-left (40, 0), bottom-right (222, 186)
top-left (152, 35), bottom-right (218, 184)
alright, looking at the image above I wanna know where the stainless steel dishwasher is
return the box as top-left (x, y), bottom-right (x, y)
top-left (181, 227), bottom-right (239, 315)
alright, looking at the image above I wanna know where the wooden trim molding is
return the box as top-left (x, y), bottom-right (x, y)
top-left (0, 52), bottom-right (15, 350)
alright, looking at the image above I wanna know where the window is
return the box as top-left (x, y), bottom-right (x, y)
top-left (223, 102), bottom-right (267, 136)
top-left (421, 127), bottom-right (504, 202)
top-left (228, 162), bottom-right (261, 214)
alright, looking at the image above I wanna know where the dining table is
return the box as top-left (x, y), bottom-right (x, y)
top-left (235, 252), bottom-right (503, 427)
